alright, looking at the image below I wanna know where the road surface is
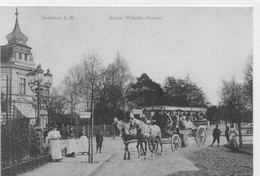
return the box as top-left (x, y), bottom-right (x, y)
top-left (94, 135), bottom-right (253, 176)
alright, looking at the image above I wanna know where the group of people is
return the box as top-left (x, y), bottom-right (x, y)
top-left (151, 111), bottom-right (207, 133)
top-left (210, 123), bottom-right (238, 148)
top-left (45, 125), bottom-right (103, 162)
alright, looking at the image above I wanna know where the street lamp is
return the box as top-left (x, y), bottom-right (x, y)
top-left (27, 64), bottom-right (53, 127)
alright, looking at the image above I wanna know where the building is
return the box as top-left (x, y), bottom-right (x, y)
top-left (1, 9), bottom-right (48, 127)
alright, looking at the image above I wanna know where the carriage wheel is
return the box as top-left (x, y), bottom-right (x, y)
top-left (171, 134), bottom-right (181, 152)
top-left (148, 138), bottom-right (158, 153)
top-left (196, 127), bottom-right (206, 147)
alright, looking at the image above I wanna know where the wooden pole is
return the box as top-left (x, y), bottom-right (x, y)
top-left (88, 118), bottom-right (91, 163)
top-left (91, 102), bottom-right (94, 163)
top-left (237, 110), bottom-right (243, 148)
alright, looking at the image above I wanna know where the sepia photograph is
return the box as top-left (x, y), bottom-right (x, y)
top-left (0, 4), bottom-right (257, 176)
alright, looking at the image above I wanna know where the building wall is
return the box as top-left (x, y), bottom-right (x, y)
top-left (1, 66), bottom-right (35, 98)
top-left (1, 58), bottom-right (49, 128)
top-left (1, 11), bottom-right (48, 128)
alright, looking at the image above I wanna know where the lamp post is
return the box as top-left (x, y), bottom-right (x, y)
top-left (27, 64), bottom-right (53, 127)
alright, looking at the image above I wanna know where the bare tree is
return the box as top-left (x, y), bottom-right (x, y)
top-left (220, 77), bottom-right (243, 147)
top-left (62, 64), bottom-right (84, 125)
top-left (105, 53), bottom-right (134, 119)
top-left (243, 55), bottom-right (253, 111)
top-left (80, 52), bottom-right (104, 121)
top-left (80, 51), bottom-right (104, 163)
top-left (48, 87), bottom-right (67, 114)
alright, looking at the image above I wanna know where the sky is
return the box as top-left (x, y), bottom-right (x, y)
top-left (0, 7), bottom-right (253, 105)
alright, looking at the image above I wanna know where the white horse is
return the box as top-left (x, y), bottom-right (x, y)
top-left (130, 117), bottom-right (163, 156)
top-left (113, 118), bottom-right (147, 160)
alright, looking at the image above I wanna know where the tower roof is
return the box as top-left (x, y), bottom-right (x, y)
top-left (5, 8), bottom-right (29, 47)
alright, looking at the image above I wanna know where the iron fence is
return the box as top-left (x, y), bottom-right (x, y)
top-left (1, 118), bottom-right (50, 176)
top-left (69, 124), bottom-right (116, 138)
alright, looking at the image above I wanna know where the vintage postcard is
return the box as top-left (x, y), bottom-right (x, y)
top-left (0, 3), bottom-right (258, 176)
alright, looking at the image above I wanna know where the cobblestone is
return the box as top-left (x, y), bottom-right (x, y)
top-left (168, 140), bottom-right (253, 176)
top-left (96, 135), bottom-right (253, 176)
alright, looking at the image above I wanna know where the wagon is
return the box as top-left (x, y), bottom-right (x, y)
top-left (136, 105), bottom-right (208, 153)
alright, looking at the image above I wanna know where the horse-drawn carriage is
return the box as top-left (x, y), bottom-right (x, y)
top-left (140, 105), bottom-right (208, 152)
top-left (113, 105), bottom-right (208, 160)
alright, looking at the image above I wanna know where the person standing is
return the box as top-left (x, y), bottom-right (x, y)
top-left (46, 125), bottom-right (62, 162)
top-left (225, 126), bottom-right (230, 145)
top-left (96, 130), bottom-right (103, 153)
top-left (210, 124), bottom-right (222, 147)
top-left (66, 126), bottom-right (78, 157)
top-left (43, 128), bottom-right (48, 143)
top-left (229, 123), bottom-right (238, 149)
top-left (77, 127), bottom-right (89, 155)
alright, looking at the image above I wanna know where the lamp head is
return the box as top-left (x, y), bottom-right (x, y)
top-left (44, 69), bottom-right (53, 88)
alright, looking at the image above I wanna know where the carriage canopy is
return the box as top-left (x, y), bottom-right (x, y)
top-left (143, 105), bottom-right (207, 113)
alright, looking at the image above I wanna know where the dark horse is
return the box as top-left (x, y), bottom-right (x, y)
top-left (113, 118), bottom-right (147, 160)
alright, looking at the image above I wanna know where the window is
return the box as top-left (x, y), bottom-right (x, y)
top-left (19, 78), bottom-right (26, 95)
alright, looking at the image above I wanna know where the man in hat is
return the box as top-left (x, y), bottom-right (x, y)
top-left (46, 124), bottom-right (62, 162)
top-left (210, 124), bottom-right (222, 147)
top-left (113, 117), bottom-right (119, 124)
top-left (96, 129), bottom-right (104, 153)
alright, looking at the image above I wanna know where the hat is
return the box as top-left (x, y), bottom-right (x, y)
top-left (113, 118), bottom-right (118, 124)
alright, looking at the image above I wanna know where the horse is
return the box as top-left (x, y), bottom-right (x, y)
top-left (135, 128), bottom-right (148, 158)
top-left (113, 118), bottom-right (147, 160)
top-left (130, 117), bottom-right (163, 157)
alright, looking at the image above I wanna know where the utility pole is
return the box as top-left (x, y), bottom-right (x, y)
top-left (90, 99), bottom-right (94, 163)
top-left (89, 57), bottom-right (95, 163)
top-left (88, 116), bottom-right (91, 163)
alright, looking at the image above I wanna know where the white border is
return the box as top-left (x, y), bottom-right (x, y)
top-left (1, 1), bottom-right (259, 175)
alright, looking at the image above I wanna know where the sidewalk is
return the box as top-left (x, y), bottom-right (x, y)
top-left (19, 137), bottom-right (120, 176)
